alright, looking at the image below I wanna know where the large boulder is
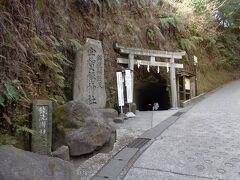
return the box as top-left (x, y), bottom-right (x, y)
top-left (97, 108), bottom-right (118, 130)
top-left (65, 126), bottom-right (111, 156)
top-left (0, 145), bottom-right (77, 180)
top-left (97, 108), bottom-right (118, 120)
top-left (53, 101), bottom-right (112, 156)
top-left (51, 145), bottom-right (70, 161)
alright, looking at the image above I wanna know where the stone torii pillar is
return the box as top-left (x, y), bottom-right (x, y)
top-left (170, 58), bottom-right (178, 109)
top-left (115, 44), bottom-right (186, 109)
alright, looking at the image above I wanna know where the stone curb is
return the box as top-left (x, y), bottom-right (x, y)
top-left (180, 93), bottom-right (206, 108)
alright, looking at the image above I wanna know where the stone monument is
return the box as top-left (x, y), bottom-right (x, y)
top-left (31, 100), bottom-right (52, 155)
top-left (74, 38), bottom-right (106, 108)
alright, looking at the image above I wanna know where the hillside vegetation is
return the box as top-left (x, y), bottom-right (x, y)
top-left (0, 0), bottom-right (240, 147)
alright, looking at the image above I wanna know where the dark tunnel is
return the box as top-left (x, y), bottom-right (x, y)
top-left (135, 81), bottom-right (171, 111)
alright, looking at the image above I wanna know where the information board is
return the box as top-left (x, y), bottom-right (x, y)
top-left (185, 78), bottom-right (191, 90)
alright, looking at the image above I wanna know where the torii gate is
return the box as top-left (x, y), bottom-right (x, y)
top-left (115, 44), bottom-right (186, 109)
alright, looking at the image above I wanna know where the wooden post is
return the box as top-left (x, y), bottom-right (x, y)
top-left (170, 58), bottom-right (178, 109)
top-left (177, 75), bottom-right (180, 107)
top-left (183, 76), bottom-right (186, 101)
top-left (194, 65), bottom-right (198, 96)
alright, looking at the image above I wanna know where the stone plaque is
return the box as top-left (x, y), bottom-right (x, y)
top-left (31, 100), bottom-right (52, 155)
top-left (74, 38), bottom-right (106, 108)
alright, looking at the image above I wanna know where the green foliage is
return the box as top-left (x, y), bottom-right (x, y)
top-left (213, 57), bottom-right (228, 67)
top-left (35, 52), bottom-right (62, 72)
top-left (53, 17), bottom-right (65, 29)
top-left (216, 0), bottom-right (240, 28)
top-left (216, 42), bottom-right (225, 49)
top-left (35, 0), bottom-right (44, 11)
top-left (48, 35), bottom-right (61, 48)
top-left (146, 26), bottom-right (165, 45)
top-left (32, 35), bottom-right (46, 48)
top-left (157, 0), bottom-right (164, 7)
top-left (53, 52), bottom-right (72, 66)
top-left (4, 81), bottom-right (20, 100)
top-left (80, 0), bottom-right (122, 8)
top-left (49, 95), bottom-right (65, 104)
top-left (0, 134), bottom-right (17, 145)
top-left (105, 0), bottom-right (122, 7)
top-left (125, 22), bottom-right (134, 33)
top-left (180, 38), bottom-right (197, 50)
top-left (187, 23), bottom-right (197, 34)
top-left (160, 16), bottom-right (185, 32)
top-left (55, 74), bottom-right (65, 88)
top-left (0, 95), bottom-right (4, 106)
top-left (32, 34), bottom-right (72, 89)
top-left (190, 36), bottom-right (203, 43)
top-left (0, 80), bottom-right (26, 107)
top-left (193, 0), bottom-right (207, 14)
top-left (154, 25), bottom-right (165, 41)
top-left (14, 125), bottom-right (34, 135)
top-left (136, 0), bottom-right (146, 8)
top-left (216, 32), bottom-right (240, 65)
top-left (146, 28), bottom-right (154, 43)
top-left (69, 39), bottom-right (82, 51)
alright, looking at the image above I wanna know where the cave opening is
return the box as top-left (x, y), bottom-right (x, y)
top-left (135, 76), bottom-right (170, 111)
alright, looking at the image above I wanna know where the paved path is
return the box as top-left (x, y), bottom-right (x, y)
top-left (119, 110), bottom-right (179, 131)
top-left (124, 80), bottom-right (240, 180)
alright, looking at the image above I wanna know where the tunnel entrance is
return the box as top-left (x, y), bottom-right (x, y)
top-left (135, 76), bottom-right (171, 111)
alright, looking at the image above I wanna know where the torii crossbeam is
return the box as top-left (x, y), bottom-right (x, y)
top-left (115, 44), bottom-right (186, 109)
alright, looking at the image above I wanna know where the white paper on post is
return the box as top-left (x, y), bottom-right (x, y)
top-left (126, 85), bottom-right (133, 103)
top-left (125, 70), bottom-right (131, 86)
top-left (116, 72), bottom-right (124, 106)
top-left (166, 63), bottom-right (169, 72)
top-left (125, 70), bottom-right (133, 103)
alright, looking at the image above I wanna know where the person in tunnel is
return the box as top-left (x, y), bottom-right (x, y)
top-left (152, 102), bottom-right (159, 111)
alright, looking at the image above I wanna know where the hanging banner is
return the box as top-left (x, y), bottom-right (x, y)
top-left (137, 60), bottom-right (141, 68)
top-left (116, 72), bottom-right (124, 106)
top-left (125, 70), bottom-right (133, 103)
top-left (166, 63), bottom-right (169, 72)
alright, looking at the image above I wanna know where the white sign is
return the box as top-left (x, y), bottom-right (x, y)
top-left (185, 78), bottom-right (191, 90)
top-left (194, 56), bottom-right (198, 65)
top-left (125, 70), bottom-right (131, 86)
top-left (116, 72), bottom-right (124, 106)
top-left (125, 70), bottom-right (133, 103)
